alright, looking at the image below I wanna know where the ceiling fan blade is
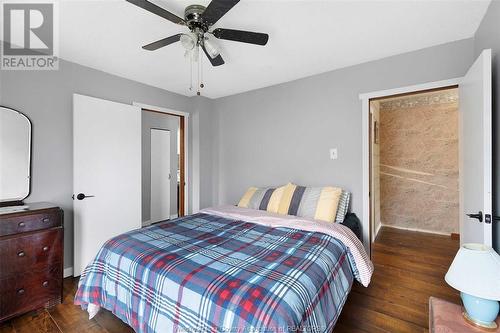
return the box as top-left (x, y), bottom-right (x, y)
top-left (126, 0), bottom-right (185, 25)
top-left (201, 44), bottom-right (225, 66)
top-left (202, 0), bottom-right (240, 26)
top-left (142, 34), bottom-right (182, 51)
top-left (212, 28), bottom-right (268, 46)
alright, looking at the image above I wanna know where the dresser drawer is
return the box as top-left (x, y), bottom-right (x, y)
top-left (0, 209), bottom-right (62, 237)
top-left (0, 228), bottom-right (63, 279)
top-left (0, 266), bottom-right (62, 321)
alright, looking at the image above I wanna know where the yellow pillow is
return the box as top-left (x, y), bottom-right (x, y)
top-left (266, 185), bottom-right (285, 213)
top-left (238, 187), bottom-right (258, 208)
top-left (276, 183), bottom-right (297, 215)
top-left (313, 186), bottom-right (343, 222)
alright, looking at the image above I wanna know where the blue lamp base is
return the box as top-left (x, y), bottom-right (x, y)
top-left (461, 292), bottom-right (499, 330)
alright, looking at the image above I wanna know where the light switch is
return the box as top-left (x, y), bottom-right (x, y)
top-left (330, 148), bottom-right (338, 160)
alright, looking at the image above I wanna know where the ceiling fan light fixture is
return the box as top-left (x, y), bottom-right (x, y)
top-left (180, 33), bottom-right (196, 51)
top-left (128, 0), bottom-right (269, 93)
top-left (203, 38), bottom-right (220, 59)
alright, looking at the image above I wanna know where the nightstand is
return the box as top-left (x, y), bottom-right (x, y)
top-left (430, 297), bottom-right (500, 332)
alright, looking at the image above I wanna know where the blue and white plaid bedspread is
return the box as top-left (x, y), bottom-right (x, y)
top-left (75, 213), bottom-right (358, 333)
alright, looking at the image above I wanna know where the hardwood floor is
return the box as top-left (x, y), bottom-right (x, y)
top-left (334, 226), bottom-right (460, 333)
top-left (0, 226), bottom-right (459, 333)
top-left (0, 275), bottom-right (134, 333)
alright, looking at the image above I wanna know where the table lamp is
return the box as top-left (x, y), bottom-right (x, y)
top-left (445, 243), bottom-right (500, 329)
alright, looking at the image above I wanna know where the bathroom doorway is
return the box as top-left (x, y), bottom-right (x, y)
top-left (369, 87), bottom-right (460, 241)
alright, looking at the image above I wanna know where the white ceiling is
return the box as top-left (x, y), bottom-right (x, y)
top-left (58, 0), bottom-right (491, 98)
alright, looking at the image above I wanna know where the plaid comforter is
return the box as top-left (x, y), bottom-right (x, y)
top-left (75, 212), bottom-right (363, 333)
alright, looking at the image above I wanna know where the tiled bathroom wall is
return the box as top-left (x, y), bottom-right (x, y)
top-left (378, 89), bottom-right (459, 234)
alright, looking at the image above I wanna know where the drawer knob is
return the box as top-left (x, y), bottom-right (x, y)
top-left (43, 246), bottom-right (49, 251)
top-left (17, 251), bottom-right (25, 257)
top-left (17, 288), bottom-right (25, 295)
top-left (42, 281), bottom-right (49, 287)
top-left (42, 218), bottom-right (50, 223)
top-left (18, 222), bottom-right (25, 227)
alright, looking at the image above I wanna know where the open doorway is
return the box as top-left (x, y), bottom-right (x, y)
top-left (369, 87), bottom-right (460, 242)
top-left (142, 108), bottom-right (186, 225)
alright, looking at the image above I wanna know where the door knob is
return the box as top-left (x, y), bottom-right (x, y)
top-left (466, 211), bottom-right (483, 222)
top-left (73, 193), bottom-right (95, 200)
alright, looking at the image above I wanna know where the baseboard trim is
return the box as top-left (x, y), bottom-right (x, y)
top-left (64, 267), bottom-right (73, 278)
top-left (144, 215), bottom-right (178, 227)
top-left (382, 224), bottom-right (451, 236)
top-left (451, 233), bottom-right (460, 240)
top-left (375, 222), bottom-right (382, 239)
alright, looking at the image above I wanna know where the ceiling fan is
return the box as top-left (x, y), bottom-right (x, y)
top-left (126, 0), bottom-right (269, 67)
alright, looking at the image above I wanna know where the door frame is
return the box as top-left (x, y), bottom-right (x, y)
top-left (150, 128), bottom-right (172, 221)
top-left (134, 102), bottom-right (189, 217)
top-left (359, 77), bottom-right (462, 256)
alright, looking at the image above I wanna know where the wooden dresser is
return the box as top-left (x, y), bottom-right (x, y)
top-left (0, 202), bottom-right (64, 322)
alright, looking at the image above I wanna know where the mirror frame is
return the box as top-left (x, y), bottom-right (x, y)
top-left (0, 106), bottom-right (32, 206)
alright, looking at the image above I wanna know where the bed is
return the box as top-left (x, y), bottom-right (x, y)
top-left (75, 205), bottom-right (373, 333)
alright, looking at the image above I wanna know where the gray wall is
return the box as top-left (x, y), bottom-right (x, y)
top-left (213, 38), bottom-right (474, 225)
top-left (191, 97), bottom-right (219, 209)
top-left (0, 59), bottom-right (196, 270)
top-left (474, 0), bottom-right (500, 252)
top-left (141, 111), bottom-right (179, 223)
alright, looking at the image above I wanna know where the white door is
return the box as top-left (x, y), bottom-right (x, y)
top-left (73, 94), bottom-right (142, 276)
top-left (460, 49), bottom-right (492, 246)
top-left (150, 129), bottom-right (171, 222)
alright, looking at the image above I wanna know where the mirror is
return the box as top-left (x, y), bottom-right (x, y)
top-left (0, 106), bottom-right (31, 205)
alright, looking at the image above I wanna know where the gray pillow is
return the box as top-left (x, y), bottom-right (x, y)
top-left (335, 191), bottom-right (351, 223)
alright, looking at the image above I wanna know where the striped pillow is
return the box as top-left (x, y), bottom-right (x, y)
top-left (238, 186), bottom-right (281, 211)
top-left (238, 183), bottom-right (296, 213)
top-left (269, 183), bottom-right (297, 214)
top-left (335, 191), bottom-right (351, 223)
top-left (238, 184), bottom-right (348, 223)
top-left (286, 185), bottom-right (343, 223)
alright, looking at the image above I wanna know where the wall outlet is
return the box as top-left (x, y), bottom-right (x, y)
top-left (330, 148), bottom-right (338, 160)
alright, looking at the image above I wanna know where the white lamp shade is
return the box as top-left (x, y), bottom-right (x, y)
top-left (445, 243), bottom-right (500, 300)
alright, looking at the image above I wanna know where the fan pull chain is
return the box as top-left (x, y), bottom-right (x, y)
top-left (197, 48), bottom-right (201, 96)
top-left (189, 51), bottom-right (193, 91)
top-left (200, 55), bottom-right (204, 90)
